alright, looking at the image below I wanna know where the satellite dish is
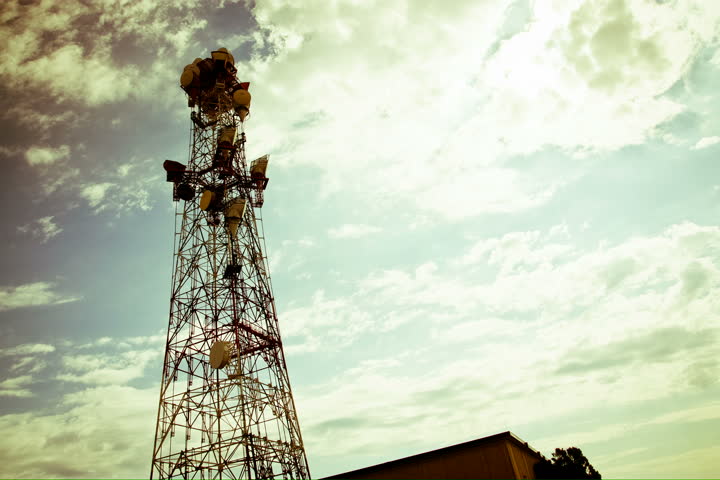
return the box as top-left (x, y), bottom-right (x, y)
top-left (209, 341), bottom-right (231, 369)
top-left (180, 64), bottom-right (200, 88)
top-left (200, 190), bottom-right (215, 211)
top-left (177, 183), bottom-right (195, 201)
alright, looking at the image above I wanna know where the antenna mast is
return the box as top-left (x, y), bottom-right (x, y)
top-left (150, 48), bottom-right (311, 480)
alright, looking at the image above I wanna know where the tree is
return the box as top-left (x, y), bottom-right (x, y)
top-left (534, 447), bottom-right (601, 479)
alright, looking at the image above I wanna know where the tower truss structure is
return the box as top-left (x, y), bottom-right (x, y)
top-left (151, 49), bottom-right (310, 480)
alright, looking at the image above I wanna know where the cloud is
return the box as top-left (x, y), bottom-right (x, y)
top-left (25, 145), bottom-right (70, 166)
top-left (531, 399), bottom-right (720, 477)
top-left (17, 216), bottom-right (63, 243)
top-left (117, 163), bottom-right (133, 177)
top-left (79, 182), bottom-right (115, 210)
top-left (458, 228), bottom-right (573, 273)
top-left (9, 358), bottom-right (48, 376)
top-left (0, 344), bottom-right (55, 356)
top-left (534, 399), bottom-right (720, 469)
top-left (563, 0), bottom-right (669, 93)
top-left (17, 143), bottom-right (79, 197)
top-left (0, 385), bottom-right (156, 478)
top-left (457, 222), bottom-right (720, 322)
top-left (608, 445), bottom-right (720, 478)
top-left (283, 221), bottom-right (720, 467)
top-left (113, 175), bottom-right (155, 213)
top-left (8, 0), bottom-right (711, 229)
top-left (280, 289), bottom-right (374, 354)
top-left (645, 401), bottom-right (720, 427)
top-left (0, 334), bottom-right (170, 477)
top-left (288, 220), bottom-right (720, 368)
top-left (475, 0), bottom-right (714, 154)
top-left (240, 0), bottom-right (552, 217)
top-left (4, 106), bottom-right (81, 133)
top-left (24, 44), bottom-right (137, 106)
top-left (694, 136), bottom-right (720, 149)
top-left (0, 0), bottom-right (210, 107)
top-left (0, 375), bottom-right (34, 398)
top-left (0, 282), bottom-right (80, 312)
top-left (555, 327), bottom-right (718, 375)
top-left (57, 348), bottom-right (159, 386)
top-left (41, 167), bottom-right (81, 196)
top-left (269, 236), bottom-right (317, 273)
top-left (0, 343), bottom-right (54, 375)
top-left (328, 223), bottom-right (381, 239)
top-left (226, 0), bottom-right (720, 223)
top-left (76, 156), bottom-right (159, 215)
top-left (417, 168), bottom-right (562, 220)
top-left (73, 335), bottom-right (163, 350)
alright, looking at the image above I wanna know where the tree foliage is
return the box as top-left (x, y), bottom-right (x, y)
top-left (534, 447), bottom-right (601, 479)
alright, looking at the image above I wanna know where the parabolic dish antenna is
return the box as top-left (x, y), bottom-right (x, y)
top-left (209, 340), bottom-right (231, 369)
top-left (200, 189), bottom-right (216, 211)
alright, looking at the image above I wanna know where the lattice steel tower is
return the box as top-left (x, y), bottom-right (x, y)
top-left (151, 48), bottom-right (311, 480)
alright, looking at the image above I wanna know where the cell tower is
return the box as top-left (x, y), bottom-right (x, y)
top-left (150, 48), bottom-right (311, 480)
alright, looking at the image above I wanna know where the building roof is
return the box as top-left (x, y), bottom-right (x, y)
top-left (323, 431), bottom-right (544, 479)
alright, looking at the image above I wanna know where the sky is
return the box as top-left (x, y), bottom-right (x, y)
top-left (0, 0), bottom-right (719, 478)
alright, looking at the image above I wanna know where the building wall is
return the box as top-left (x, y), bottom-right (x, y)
top-left (506, 440), bottom-right (541, 479)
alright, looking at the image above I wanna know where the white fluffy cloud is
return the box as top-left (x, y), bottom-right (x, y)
top-left (284, 222), bottom-right (720, 361)
top-left (80, 182), bottom-right (115, 210)
top-left (281, 289), bottom-right (374, 354)
top-left (0, 282), bottom-right (80, 312)
top-left (17, 216), bottom-right (63, 243)
top-left (0, 344), bottom-right (55, 356)
top-left (284, 221), bottom-right (720, 472)
top-left (0, 385), bottom-right (156, 478)
top-left (23, 44), bottom-right (138, 105)
top-left (25, 145), bottom-right (70, 166)
top-left (1, 344), bottom-right (55, 377)
top-left (694, 136), bottom-right (720, 149)
top-left (0, 335), bottom-right (164, 477)
top-left (0, 0), bottom-right (208, 107)
top-left (58, 348), bottom-right (159, 386)
top-left (0, 375), bottom-right (34, 398)
top-left (78, 161), bottom-right (157, 214)
top-left (4, 106), bottom-right (81, 133)
top-left (235, 0), bottom-right (720, 220)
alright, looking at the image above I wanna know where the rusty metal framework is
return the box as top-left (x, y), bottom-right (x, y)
top-left (151, 78), bottom-right (310, 479)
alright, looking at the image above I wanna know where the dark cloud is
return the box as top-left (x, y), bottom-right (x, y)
top-left (44, 430), bottom-right (81, 447)
top-left (308, 416), bottom-right (369, 435)
top-left (556, 327), bottom-right (718, 375)
top-left (561, 0), bottom-right (669, 92)
top-left (410, 377), bottom-right (491, 406)
top-left (30, 461), bottom-right (87, 479)
top-left (0, 0), bottom-right (236, 107)
top-left (684, 359), bottom-right (718, 389)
